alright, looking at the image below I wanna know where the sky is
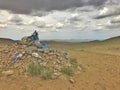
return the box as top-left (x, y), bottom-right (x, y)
top-left (0, 0), bottom-right (120, 40)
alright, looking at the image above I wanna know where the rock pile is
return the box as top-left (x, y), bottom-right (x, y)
top-left (9, 43), bottom-right (71, 77)
top-left (0, 31), bottom-right (79, 79)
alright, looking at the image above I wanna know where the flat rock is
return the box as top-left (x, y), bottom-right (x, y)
top-left (2, 70), bottom-right (14, 76)
top-left (69, 78), bottom-right (75, 84)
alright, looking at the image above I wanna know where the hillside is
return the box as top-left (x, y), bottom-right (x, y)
top-left (0, 36), bottom-right (120, 90)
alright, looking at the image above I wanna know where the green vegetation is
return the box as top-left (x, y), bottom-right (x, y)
top-left (28, 62), bottom-right (43, 75)
top-left (61, 67), bottom-right (74, 76)
top-left (28, 61), bottom-right (53, 80)
top-left (41, 69), bottom-right (53, 80)
top-left (61, 58), bottom-right (79, 76)
top-left (28, 58), bottom-right (79, 79)
top-left (70, 58), bottom-right (78, 68)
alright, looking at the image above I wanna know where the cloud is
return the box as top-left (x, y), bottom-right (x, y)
top-left (38, 29), bottom-right (47, 33)
top-left (110, 15), bottom-right (120, 23)
top-left (31, 20), bottom-right (46, 28)
top-left (28, 16), bottom-right (59, 29)
top-left (55, 22), bottom-right (64, 29)
top-left (95, 5), bottom-right (120, 19)
top-left (9, 15), bottom-right (24, 25)
top-left (106, 23), bottom-right (120, 29)
top-left (0, 0), bottom-right (107, 15)
top-left (0, 23), bottom-right (7, 28)
top-left (66, 5), bottom-right (95, 13)
top-left (30, 10), bottom-right (49, 16)
top-left (50, 29), bottom-right (59, 32)
top-left (69, 13), bottom-right (82, 24)
top-left (96, 24), bottom-right (105, 30)
top-left (105, 16), bottom-right (120, 29)
top-left (65, 12), bottom-right (86, 29)
top-left (99, 7), bottom-right (109, 15)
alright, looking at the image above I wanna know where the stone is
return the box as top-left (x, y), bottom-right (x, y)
top-left (4, 50), bottom-right (10, 53)
top-left (27, 55), bottom-right (32, 58)
top-left (2, 70), bottom-right (14, 76)
top-left (54, 72), bottom-right (62, 77)
top-left (32, 41), bottom-right (41, 48)
top-left (14, 64), bottom-right (19, 68)
top-left (0, 57), bottom-right (2, 60)
top-left (11, 52), bottom-right (23, 62)
top-left (69, 78), bottom-right (75, 84)
top-left (59, 75), bottom-right (67, 80)
top-left (78, 66), bottom-right (82, 71)
top-left (0, 65), bottom-right (2, 68)
top-left (0, 34), bottom-right (75, 79)
top-left (56, 59), bottom-right (61, 64)
top-left (32, 52), bottom-right (39, 58)
top-left (21, 36), bottom-right (29, 44)
top-left (51, 75), bottom-right (57, 80)
top-left (25, 47), bottom-right (37, 54)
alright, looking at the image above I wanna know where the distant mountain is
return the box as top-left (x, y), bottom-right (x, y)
top-left (0, 36), bottom-right (120, 44)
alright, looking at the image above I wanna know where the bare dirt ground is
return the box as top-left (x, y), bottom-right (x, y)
top-left (0, 37), bottom-right (120, 90)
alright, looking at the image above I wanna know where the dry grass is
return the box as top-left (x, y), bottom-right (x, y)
top-left (1, 37), bottom-right (120, 90)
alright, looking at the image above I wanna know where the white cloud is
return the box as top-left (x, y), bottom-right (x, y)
top-left (99, 7), bottom-right (109, 15)
top-left (0, 23), bottom-right (7, 28)
top-left (0, 10), bottom-right (12, 23)
top-left (111, 15), bottom-right (120, 23)
top-left (55, 22), bottom-right (64, 29)
top-left (71, 13), bottom-right (79, 17)
top-left (104, 18), bottom-right (120, 29)
top-left (45, 24), bottom-right (53, 28)
top-left (38, 29), bottom-right (47, 32)
top-left (8, 15), bottom-right (24, 25)
top-left (1, 2), bottom-right (120, 40)
top-left (73, 22), bottom-right (84, 28)
top-left (96, 3), bottom-right (120, 19)
top-left (96, 24), bottom-right (104, 30)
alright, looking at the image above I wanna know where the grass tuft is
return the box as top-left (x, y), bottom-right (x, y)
top-left (70, 58), bottom-right (78, 68)
top-left (28, 62), bottom-right (43, 75)
top-left (61, 67), bottom-right (74, 76)
top-left (41, 69), bottom-right (53, 80)
top-left (28, 62), bottom-right (53, 80)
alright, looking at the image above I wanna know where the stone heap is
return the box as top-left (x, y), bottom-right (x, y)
top-left (0, 31), bottom-right (78, 79)
top-left (8, 43), bottom-right (71, 77)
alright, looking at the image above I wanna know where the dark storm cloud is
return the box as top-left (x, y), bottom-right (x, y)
top-left (95, 5), bottom-right (120, 19)
top-left (0, 0), bottom-right (107, 14)
top-left (95, 12), bottom-right (120, 19)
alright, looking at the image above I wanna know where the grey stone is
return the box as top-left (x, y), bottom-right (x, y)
top-left (11, 52), bottom-right (24, 62)
top-left (32, 41), bottom-right (41, 48)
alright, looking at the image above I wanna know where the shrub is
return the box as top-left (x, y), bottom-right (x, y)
top-left (70, 58), bottom-right (78, 68)
top-left (28, 62), bottom-right (43, 75)
top-left (41, 69), bottom-right (53, 80)
top-left (61, 67), bottom-right (74, 76)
